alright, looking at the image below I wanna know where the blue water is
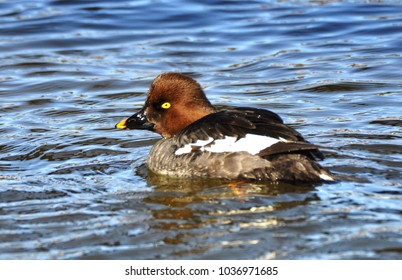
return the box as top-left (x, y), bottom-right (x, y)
top-left (0, 0), bottom-right (401, 259)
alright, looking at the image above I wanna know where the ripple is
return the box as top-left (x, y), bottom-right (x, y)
top-left (370, 119), bottom-right (402, 127)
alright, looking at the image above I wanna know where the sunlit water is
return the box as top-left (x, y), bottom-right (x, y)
top-left (0, 0), bottom-right (401, 259)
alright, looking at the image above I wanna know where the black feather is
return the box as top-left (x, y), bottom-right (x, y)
top-left (175, 107), bottom-right (324, 160)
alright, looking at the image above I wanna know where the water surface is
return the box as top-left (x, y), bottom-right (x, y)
top-left (0, 0), bottom-right (401, 259)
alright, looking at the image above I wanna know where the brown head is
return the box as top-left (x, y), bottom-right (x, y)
top-left (115, 73), bottom-right (216, 138)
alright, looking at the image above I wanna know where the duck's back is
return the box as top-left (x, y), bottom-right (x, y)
top-left (147, 107), bottom-right (333, 182)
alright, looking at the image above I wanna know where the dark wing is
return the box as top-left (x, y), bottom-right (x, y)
top-left (175, 107), bottom-right (324, 160)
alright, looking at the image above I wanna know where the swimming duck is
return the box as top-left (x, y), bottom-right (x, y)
top-left (115, 72), bottom-right (334, 183)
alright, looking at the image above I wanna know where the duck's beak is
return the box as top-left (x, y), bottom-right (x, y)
top-left (115, 108), bottom-right (154, 130)
top-left (115, 118), bottom-right (128, 129)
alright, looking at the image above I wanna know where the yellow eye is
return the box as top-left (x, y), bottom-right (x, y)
top-left (161, 102), bottom-right (171, 109)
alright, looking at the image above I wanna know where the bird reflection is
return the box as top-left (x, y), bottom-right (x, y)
top-left (130, 164), bottom-right (320, 258)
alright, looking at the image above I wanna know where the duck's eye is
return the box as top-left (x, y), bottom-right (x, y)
top-left (161, 102), bottom-right (171, 109)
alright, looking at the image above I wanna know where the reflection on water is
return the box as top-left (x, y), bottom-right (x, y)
top-left (108, 173), bottom-right (320, 259)
top-left (1, 0), bottom-right (402, 259)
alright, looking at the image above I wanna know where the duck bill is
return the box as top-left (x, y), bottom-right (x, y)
top-left (115, 108), bottom-right (154, 130)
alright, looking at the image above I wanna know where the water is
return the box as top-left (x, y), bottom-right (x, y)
top-left (0, 0), bottom-right (401, 260)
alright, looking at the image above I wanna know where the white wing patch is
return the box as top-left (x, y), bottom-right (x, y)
top-left (175, 137), bottom-right (214, 155)
top-left (175, 134), bottom-right (286, 156)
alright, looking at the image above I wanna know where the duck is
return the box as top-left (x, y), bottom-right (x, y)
top-left (115, 72), bottom-right (334, 183)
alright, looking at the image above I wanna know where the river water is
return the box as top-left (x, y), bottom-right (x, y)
top-left (0, 0), bottom-right (401, 259)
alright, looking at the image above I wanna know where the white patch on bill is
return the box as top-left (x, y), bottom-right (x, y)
top-left (175, 134), bottom-right (286, 156)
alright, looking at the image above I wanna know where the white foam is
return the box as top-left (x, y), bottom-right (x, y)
top-left (319, 173), bottom-right (334, 181)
